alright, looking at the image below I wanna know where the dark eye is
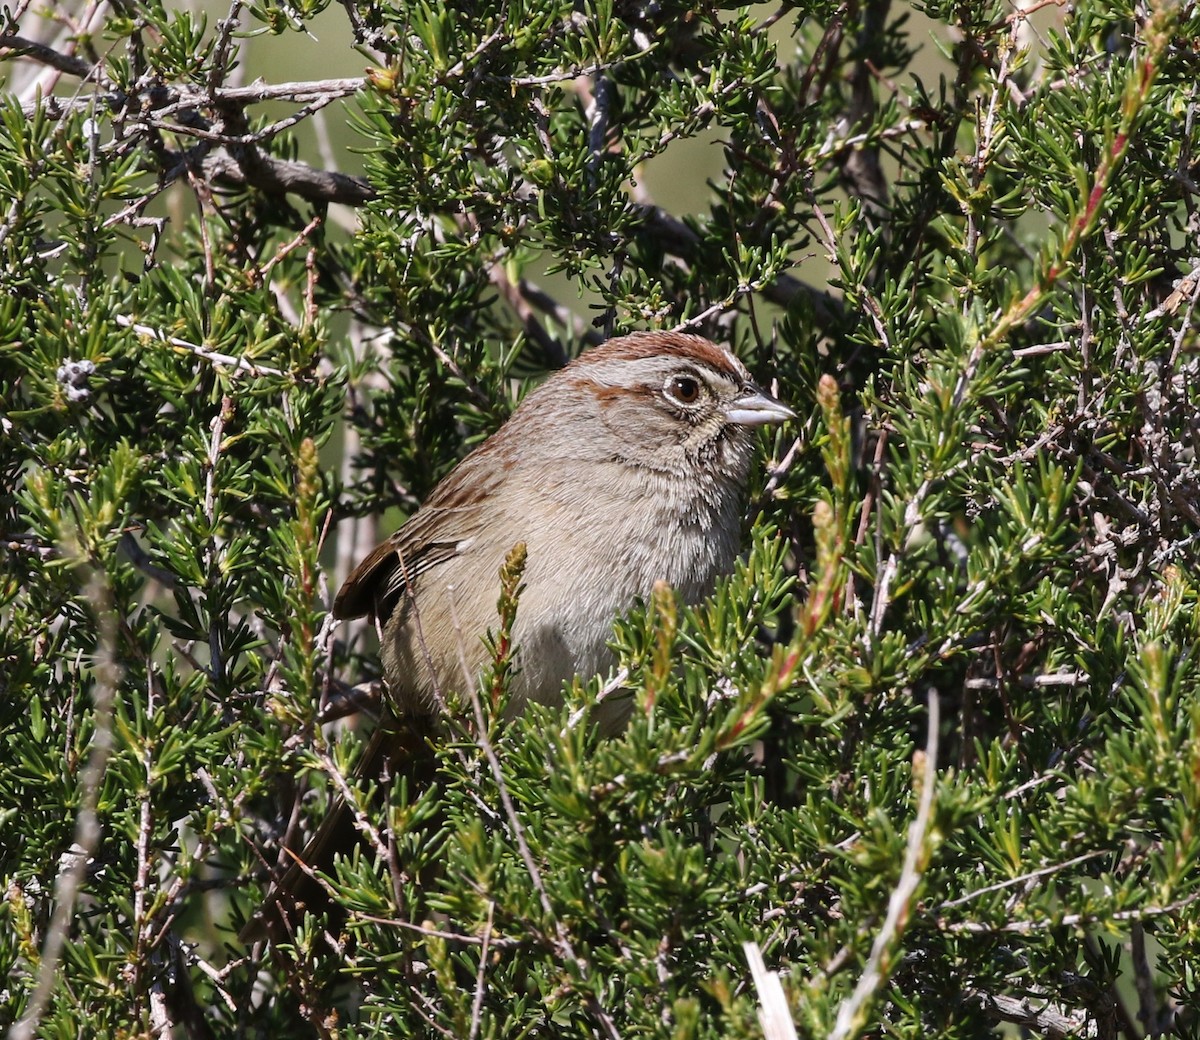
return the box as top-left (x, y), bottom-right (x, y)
top-left (667, 374), bottom-right (702, 405)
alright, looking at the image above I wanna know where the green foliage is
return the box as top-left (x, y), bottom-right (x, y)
top-left (4, 0), bottom-right (1200, 1036)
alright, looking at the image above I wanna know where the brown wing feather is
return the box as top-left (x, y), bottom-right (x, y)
top-left (332, 434), bottom-right (511, 621)
top-left (332, 512), bottom-right (471, 621)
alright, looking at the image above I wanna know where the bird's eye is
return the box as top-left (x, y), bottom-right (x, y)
top-left (667, 374), bottom-right (702, 405)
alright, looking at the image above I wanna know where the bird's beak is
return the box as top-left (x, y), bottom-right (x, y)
top-left (724, 385), bottom-right (796, 427)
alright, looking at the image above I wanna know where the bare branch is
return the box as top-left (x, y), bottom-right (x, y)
top-left (937, 850), bottom-right (1108, 910)
top-left (964, 989), bottom-right (1086, 1039)
top-left (115, 315), bottom-right (287, 376)
top-left (485, 265), bottom-right (575, 368)
top-left (468, 901), bottom-right (495, 1040)
top-left (942, 891), bottom-right (1200, 935)
top-left (199, 149), bottom-right (374, 206)
top-left (0, 33), bottom-right (93, 77)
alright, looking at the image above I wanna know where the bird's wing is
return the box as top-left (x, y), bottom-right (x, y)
top-left (332, 439), bottom-right (507, 622)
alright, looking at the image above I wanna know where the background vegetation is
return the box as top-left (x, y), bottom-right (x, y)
top-left (3, 0), bottom-right (1200, 1036)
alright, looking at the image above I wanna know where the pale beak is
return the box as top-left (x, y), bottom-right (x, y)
top-left (724, 385), bottom-right (796, 427)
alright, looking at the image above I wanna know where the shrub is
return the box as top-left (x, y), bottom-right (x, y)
top-left (2, 1), bottom-right (1199, 1036)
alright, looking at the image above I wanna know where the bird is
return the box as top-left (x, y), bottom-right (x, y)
top-left (242, 330), bottom-right (793, 942)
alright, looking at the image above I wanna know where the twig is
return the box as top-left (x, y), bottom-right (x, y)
top-left (963, 989), bottom-right (1085, 1038)
top-left (1129, 922), bottom-right (1164, 1034)
top-left (745, 942), bottom-right (799, 1040)
top-left (838, 0), bottom-right (891, 223)
top-left (311, 743), bottom-right (392, 865)
top-left (192, 954), bottom-right (240, 1013)
top-left (354, 911), bottom-right (519, 948)
top-left (468, 900), bottom-right (495, 1040)
top-left (203, 398), bottom-right (231, 687)
top-left (567, 667), bottom-right (630, 730)
top-left (207, 0), bottom-right (246, 94)
top-left (636, 205), bottom-right (842, 331)
top-left (937, 849), bottom-right (1108, 910)
top-left (8, 574), bottom-right (121, 1040)
top-left (115, 315), bottom-right (286, 377)
top-left (499, 48), bottom-right (657, 88)
top-left (671, 280), bottom-right (766, 334)
top-left (961, 43), bottom-right (1012, 291)
top-left (941, 891), bottom-right (1200, 934)
top-left (1012, 340), bottom-right (1071, 357)
top-left (485, 266), bottom-right (572, 368)
top-left (0, 33), bottom-right (94, 76)
top-left (963, 671), bottom-right (1087, 690)
top-left (199, 149), bottom-right (374, 206)
top-left (814, 118), bottom-right (928, 162)
top-left (139, 92), bottom-right (347, 146)
top-left (763, 435), bottom-right (803, 499)
top-left (118, 531), bottom-right (178, 589)
top-left (259, 213), bottom-right (323, 280)
top-left (132, 669), bottom-right (158, 1023)
top-left (317, 678), bottom-right (384, 724)
top-left (828, 693), bottom-right (939, 1040)
top-left (25, 77), bottom-right (367, 120)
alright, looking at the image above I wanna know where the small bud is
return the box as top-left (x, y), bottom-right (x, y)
top-left (525, 159), bottom-right (556, 187)
top-left (912, 749), bottom-right (927, 798)
top-left (816, 373), bottom-right (839, 416)
top-left (366, 66), bottom-right (397, 93)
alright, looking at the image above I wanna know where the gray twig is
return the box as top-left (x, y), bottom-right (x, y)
top-left (964, 989), bottom-right (1086, 1039)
